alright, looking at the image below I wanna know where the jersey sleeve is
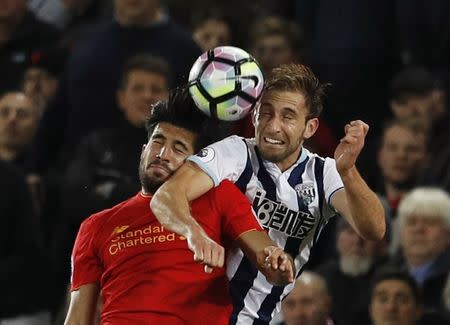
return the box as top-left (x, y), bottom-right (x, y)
top-left (214, 180), bottom-right (263, 240)
top-left (70, 216), bottom-right (102, 291)
top-left (187, 135), bottom-right (249, 187)
top-left (323, 158), bottom-right (345, 206)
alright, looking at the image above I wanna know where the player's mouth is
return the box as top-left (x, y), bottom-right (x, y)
top-left (149, 163), bottom-right (171, 174)
top-left (263, 137), bottom-right (284, 145)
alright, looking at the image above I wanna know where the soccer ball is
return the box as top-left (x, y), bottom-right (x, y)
top-left (188, 46), bottom-right (264, 121)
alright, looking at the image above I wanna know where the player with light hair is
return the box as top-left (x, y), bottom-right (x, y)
top-left (151, 63), bottom-right (385, 324)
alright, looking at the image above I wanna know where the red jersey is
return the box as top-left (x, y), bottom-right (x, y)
top-left (71, 180), bottom-right (262, 325)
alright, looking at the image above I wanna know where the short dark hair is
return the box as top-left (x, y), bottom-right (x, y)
top-left (265, 63), bottom-right (328, 119)
top-left (119, 54), bottom-right (170, 89)
top-left (370, 267), bottom-right (422, 304)
top-left (389, 66), bottom-right (439, 103)
top-left (146, 87), bottom-right (223, 152)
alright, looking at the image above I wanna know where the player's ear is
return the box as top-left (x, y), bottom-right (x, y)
top-left (303, 117), bottom-right (319, 139)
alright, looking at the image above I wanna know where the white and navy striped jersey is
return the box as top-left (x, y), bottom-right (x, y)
top-left (188, 135), bottom-right (344, 325)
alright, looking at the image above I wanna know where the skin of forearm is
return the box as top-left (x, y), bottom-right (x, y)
top-left (151, 181), bottom-right (204, 237)
top-left (340, 166), bottom-right (386, 240)
top-left (237, 231), bottom-right (296, 282)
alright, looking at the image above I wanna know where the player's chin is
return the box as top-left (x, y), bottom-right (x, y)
top-left (259, 147), bottom-right (285, 163)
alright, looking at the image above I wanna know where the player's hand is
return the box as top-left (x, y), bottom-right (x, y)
top-left (186, 227), bottom-right (225, 273)
top-left (261, 246), bottom-right (295, 286)
top-left (334, 120), bottom-right (369, 175)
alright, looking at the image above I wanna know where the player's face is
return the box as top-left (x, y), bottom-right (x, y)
top-left (254, 90), bottom-right (318, 171)
top-left (0, 92), bottom-right (39, 151)
top-left (118, 70), bottom-right (168, 127)
top-left (139, 122), bottom-right (196, 193)
top-left (370, 280), bottom-right (421, 325)
top-left (400, 215), bottom-right (449, 265)
top-left (282, 281), bottom-right (330, 325)
top-left (377, 125), bottom-right (427, 186)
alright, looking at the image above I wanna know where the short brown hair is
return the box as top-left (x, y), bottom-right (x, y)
top-left (264, 63), bottom-right (328, 119)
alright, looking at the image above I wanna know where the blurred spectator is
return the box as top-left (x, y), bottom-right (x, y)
top-left (369, 268), bottom-right (424, 325)
top-left (249, 15), bottom-right (303, 76)
top-left (389, 66), bottom-right (444, 129)
top-left (388, 67), bottom-right (450, 192)
top-left (0, 160), bottom-right (50, 324)
top-left (192, 9), bottom-right (233, 51)
top-left (279, 271), bottom-right (334, 325)
top-left (22, 46), bottom-right (68, 112)
top-left (369, 267), bottom-right (449, 325)
top-left (0, 0), bottom-right (61, 91)
top-left (0, 91), bottom-right (65, 318)
top-left (0, 91), bottom-right (41, 169)
top-left (361, 66), bottom-right (448, 191)
top-left (375, 118), bottom-right (428, 217)
top-left (28, 0), bottom-right (201, 175)
top-left (316, 217), bottom-right (389, 324)
top-left (390, 187), bottom-right (450, 313)
top-left (164, 0), bottom-right (260, 45)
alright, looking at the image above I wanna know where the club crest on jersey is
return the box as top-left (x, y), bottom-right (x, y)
top-left (295, 183), bottom-right (316, 205)
top-left (195, 147), bottom-right (215, 163)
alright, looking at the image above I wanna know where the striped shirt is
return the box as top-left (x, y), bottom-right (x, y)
top-left (188, 135), bottom-right (344, 325)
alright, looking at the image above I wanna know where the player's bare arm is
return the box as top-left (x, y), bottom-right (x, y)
top-left (151, 161), bottom-right (225, 269)
top-left (332, 120), bottom-right (386, 241)
top-left (237, 230), bottom-right (295, 286)
top-left (64, 283), bottom-right (99, 325)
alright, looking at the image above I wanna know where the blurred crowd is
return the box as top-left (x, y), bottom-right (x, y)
top-left (0, 0), bottom-right (449, 324)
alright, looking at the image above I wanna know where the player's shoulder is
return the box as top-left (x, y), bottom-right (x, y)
top-left (80, 194), bottom-right (141, 230)
top-left (214, 179), bottom-right (240, 194)
top-left (194, 180), bottom-right (245, 212)
top-left (193, 135), bottom-right (249, 163)
top-left (196, 179), bottom-right (236, 199)
top-left (212, 135), bottom-right (247, 148)
top-left (306, 150), bottom-right (336, 165)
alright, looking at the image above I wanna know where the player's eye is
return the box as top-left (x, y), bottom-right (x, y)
top-left (174, 145), bottom-right (186, 154)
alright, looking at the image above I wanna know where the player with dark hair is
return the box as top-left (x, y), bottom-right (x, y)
top-left (64, 88), bottom-right (294, 325)
top-left (151, 63), bottom-right (386, 324)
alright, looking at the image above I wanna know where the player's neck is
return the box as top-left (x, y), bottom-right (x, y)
top-left (140, 188), bottom-right (153, 197)
top-left (275, 147), bottom-right (303, 172)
